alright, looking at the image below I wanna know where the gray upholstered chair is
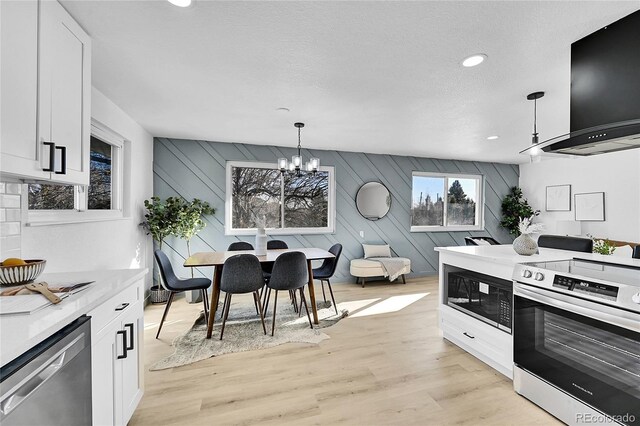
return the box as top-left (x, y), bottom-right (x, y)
top-left (154, 250), bottom-right (211, 339)
top-left (218, 254), bottom-right (267, 339)
top-left (312, 243), bottom-right (342, 315)
top-left (633, 245), bottom-right (640, 259)
top-left (537, 235), bottom-right (593, 253)
top-left (228, 241), bottom-right (254, 251)
top-left (264, 251), bottom-right (312, 335)
top-left (267, 240), bottom-right (288, 249)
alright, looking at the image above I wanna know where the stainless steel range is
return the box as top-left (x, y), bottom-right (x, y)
top-left (512, 258), bottom-right (640, 426)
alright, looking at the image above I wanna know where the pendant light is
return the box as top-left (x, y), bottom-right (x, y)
top-left (278, 122), bottom-right (319, 176)
top-left (527, 91), bottom-right (544, 155)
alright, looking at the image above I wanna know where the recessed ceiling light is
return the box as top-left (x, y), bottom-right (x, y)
top-left (462, 54), bottom-right (487, 67)
top-left (167, 0), bottom-right (191, 7)
top-left (487, 135), bottom-right (499, 140)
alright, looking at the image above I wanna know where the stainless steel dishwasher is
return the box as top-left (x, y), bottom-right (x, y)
top-left (0, 316), bottom-right (92, 426)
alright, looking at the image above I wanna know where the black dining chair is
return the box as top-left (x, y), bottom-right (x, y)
top-left (633, 245), bottom-right (640, 259)
top-left (218, 254), bottom-right (267, 339)
top-left (228, 241), bottom-right (254, 251)
top-left (265, 251), bottom-right (312, 335)
top-left (267, 240), bottom-right (288, 249)
top-left (312, 243), bottom-right (342, 315)
top-left (464, 236), bottom-right (501, 246)
top-left (537, 235), bottom-right (593, 253)
top-left (154, 250), bottom-right (211, 339)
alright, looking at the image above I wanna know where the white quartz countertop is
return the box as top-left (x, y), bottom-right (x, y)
top-left (0, 268), bottom-right (147, 367)
top-left (435, 244), bottom-right (640, 268)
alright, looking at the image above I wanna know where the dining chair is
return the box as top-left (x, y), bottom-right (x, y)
top-left (633, 245), bottom-right (640, 259)
top-left (218, 254), bottom-right (267, 339)
top-left (312, 243), bottom-right (342, 315)
top-left (537, 235), bottom-right (593, 253)
top-left (265, 251), bottom-right (312, 335)
top-left (267, 240), bottom-right (288, 249)
top-left (228, 241), bottom-right (254, 251)
top-left (154, 250), bottom-right (211, 339)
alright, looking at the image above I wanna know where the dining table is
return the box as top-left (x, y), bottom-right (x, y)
top-left (184, 247), bottom-right (335, 338)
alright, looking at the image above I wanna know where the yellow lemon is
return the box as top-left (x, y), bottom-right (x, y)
top-left (2, 258), bottom-right (27, 266)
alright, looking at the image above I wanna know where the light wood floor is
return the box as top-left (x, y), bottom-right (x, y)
top-left (130, 276), bottom-right (559, 425)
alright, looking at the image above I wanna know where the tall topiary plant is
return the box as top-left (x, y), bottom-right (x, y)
top-left (500, 187), bottom-right (539, 237)
top-left (173, 198), bottom-right (215, 277)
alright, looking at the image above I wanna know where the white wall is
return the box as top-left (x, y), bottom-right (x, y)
top-left (21, 88), bottom-right (154, 288)
top-left (519, 149), bottom-right (640, 242)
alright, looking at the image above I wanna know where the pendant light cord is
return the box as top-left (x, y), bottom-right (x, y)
top-left (297, 126), bottom-right (302, 158)
top-left (533, 98), bottom-right (537, 137)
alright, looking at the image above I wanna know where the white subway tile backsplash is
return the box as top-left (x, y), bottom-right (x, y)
top-left (0, 181), bottom-right (22, 259)
top-left (0, 222), bottom-right (20, 236)
top-left (4, 209), bottom-right (21, 222)
top-left (5, 184), bottom-right (22, 194)
top-left (0, 194), bottom-right (20, 209)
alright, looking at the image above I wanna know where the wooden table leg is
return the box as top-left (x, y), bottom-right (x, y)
top-left (306, 260), bottom-right (319, 325)
top-left (206, 265), bottom-right (223, 339)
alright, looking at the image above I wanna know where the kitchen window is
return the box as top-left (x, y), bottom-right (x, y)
top-left (225, 161), bottom-right (336, 235)
top-left (26, 121), bottom-right (125, 224)
top-left (411, 171), bottom-right (484, 232)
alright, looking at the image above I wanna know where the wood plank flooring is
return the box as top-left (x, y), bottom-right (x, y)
top-left (131, 276), bottom-right (559, 425)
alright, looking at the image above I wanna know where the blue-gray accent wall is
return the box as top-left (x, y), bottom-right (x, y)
top-left (154, 137), bottom-right (518, 282)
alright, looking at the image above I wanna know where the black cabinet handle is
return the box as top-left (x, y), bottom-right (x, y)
top-left (54, 145), bottom-right (66, 174)
top-left (116, 330), bottom-right (128, 359)
top-left (125, 323), bottom-right (134, 350)
top-left (42, 142), bottom-right (55, 172)
top-left (463, 332), bottom-right (475, 339)
top-left (115, 302), bottom-right (129, 311)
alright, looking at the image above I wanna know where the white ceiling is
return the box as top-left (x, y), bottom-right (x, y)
top-left (62, 1), bottom-right (639, 164)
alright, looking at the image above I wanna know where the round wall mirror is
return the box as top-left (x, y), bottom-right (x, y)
top-left (356, 182), bottom-right (391, 220)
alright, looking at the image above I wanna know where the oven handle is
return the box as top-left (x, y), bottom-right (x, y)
top-left (514, 283), bottom-right (640, 332)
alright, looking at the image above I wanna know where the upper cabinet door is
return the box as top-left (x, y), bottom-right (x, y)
top-left (39, 0), bottom-right (91, 185)
top-left (0, 0), bottom-right (50, 180)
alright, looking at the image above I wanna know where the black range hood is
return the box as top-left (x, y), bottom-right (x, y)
top-left (522, 10), bottom-right (640, 157)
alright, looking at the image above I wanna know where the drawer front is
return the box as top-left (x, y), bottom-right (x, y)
top-left (89, 280), bottom-right (142, 336)
top-left (440, 306), bottom-right (513, 376)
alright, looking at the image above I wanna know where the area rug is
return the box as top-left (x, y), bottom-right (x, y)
top-left (150, 299), bottom-right (348, 371)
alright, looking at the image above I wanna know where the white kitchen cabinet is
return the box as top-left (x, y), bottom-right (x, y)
top-left (0, 0), bottom-right (91, 185)
top-left (90, 279), bottom-right (144, 426)
top-left (0, 0), bottom-right (49, 180)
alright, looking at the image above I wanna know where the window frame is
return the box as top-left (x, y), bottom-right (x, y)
top-left (410, 171), bottom-right (485, 233)
top-left (25, 120), bottom-right (125, 225)
top-left (225, 160), bottom-right (336, 236)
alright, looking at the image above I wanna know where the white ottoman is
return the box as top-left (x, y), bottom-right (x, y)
top-left (350, 258), bottom-right (411, 287)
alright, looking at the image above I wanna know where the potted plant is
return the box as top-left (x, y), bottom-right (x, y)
top-left (141, 196), bottom-right (215, 303)
top-left (500, 187), bottom-right (539, 237)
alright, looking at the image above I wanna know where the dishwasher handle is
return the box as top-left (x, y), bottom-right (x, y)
top-left (0, 333), bottom-right (86, 416)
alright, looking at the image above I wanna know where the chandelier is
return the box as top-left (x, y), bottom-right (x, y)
top-left (278, 122), bottom-right (319, 176)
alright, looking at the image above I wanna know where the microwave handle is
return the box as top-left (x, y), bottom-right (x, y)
top-left (514, 284), bottom-right (639, 331)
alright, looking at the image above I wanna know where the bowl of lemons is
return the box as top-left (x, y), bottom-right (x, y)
top-left (0, 258), bottom-right (46, 286)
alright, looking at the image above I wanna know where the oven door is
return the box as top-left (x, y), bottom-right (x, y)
top-left (514, 283), bottom-right (640, 425)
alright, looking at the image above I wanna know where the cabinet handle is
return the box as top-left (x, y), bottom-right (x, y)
top-left (42, 142), bottom-right (55, 172)
top-left (115, 302), bottom-right (129, 311)
top-left (463, 332), bottom-right (475, 339)
top-left (116, 330), bottom-right (128, 359)
top-left (124, 323), bottom-right (134, 350)
top-left (54, 146), bottom-right (66, 174)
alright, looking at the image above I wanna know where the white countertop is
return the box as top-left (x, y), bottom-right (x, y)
top-left (435, 244), bottom-right (640, 268)
top-left (0, 268), bottom-right (147, 367)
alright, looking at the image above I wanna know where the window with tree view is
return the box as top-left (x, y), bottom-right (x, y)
top-left (411, 172), bottom-right (483, 231)
top-left (227, 162), bottom-right (334, 234)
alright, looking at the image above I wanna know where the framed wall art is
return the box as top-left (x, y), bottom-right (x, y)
top-left (546, 184), bottom-right (571, 211)
top-left (574, 192), bottom-right (605, 221)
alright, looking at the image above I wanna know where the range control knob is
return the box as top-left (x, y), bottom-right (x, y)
top-left (521, 270), bottom-right (533, 278)
top-left (534, 272), bottom-right (545, 281)
top-left (632, 292), bottom-right (640, 304)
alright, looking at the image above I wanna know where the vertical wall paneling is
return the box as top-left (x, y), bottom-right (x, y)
top-left (154, 138), bottom-right (519, 282)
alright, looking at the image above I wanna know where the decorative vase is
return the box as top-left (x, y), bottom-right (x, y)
top-left (255, 228), bottom-right (267, 255)
top-left (513, 233), bottom-right (538, 256)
